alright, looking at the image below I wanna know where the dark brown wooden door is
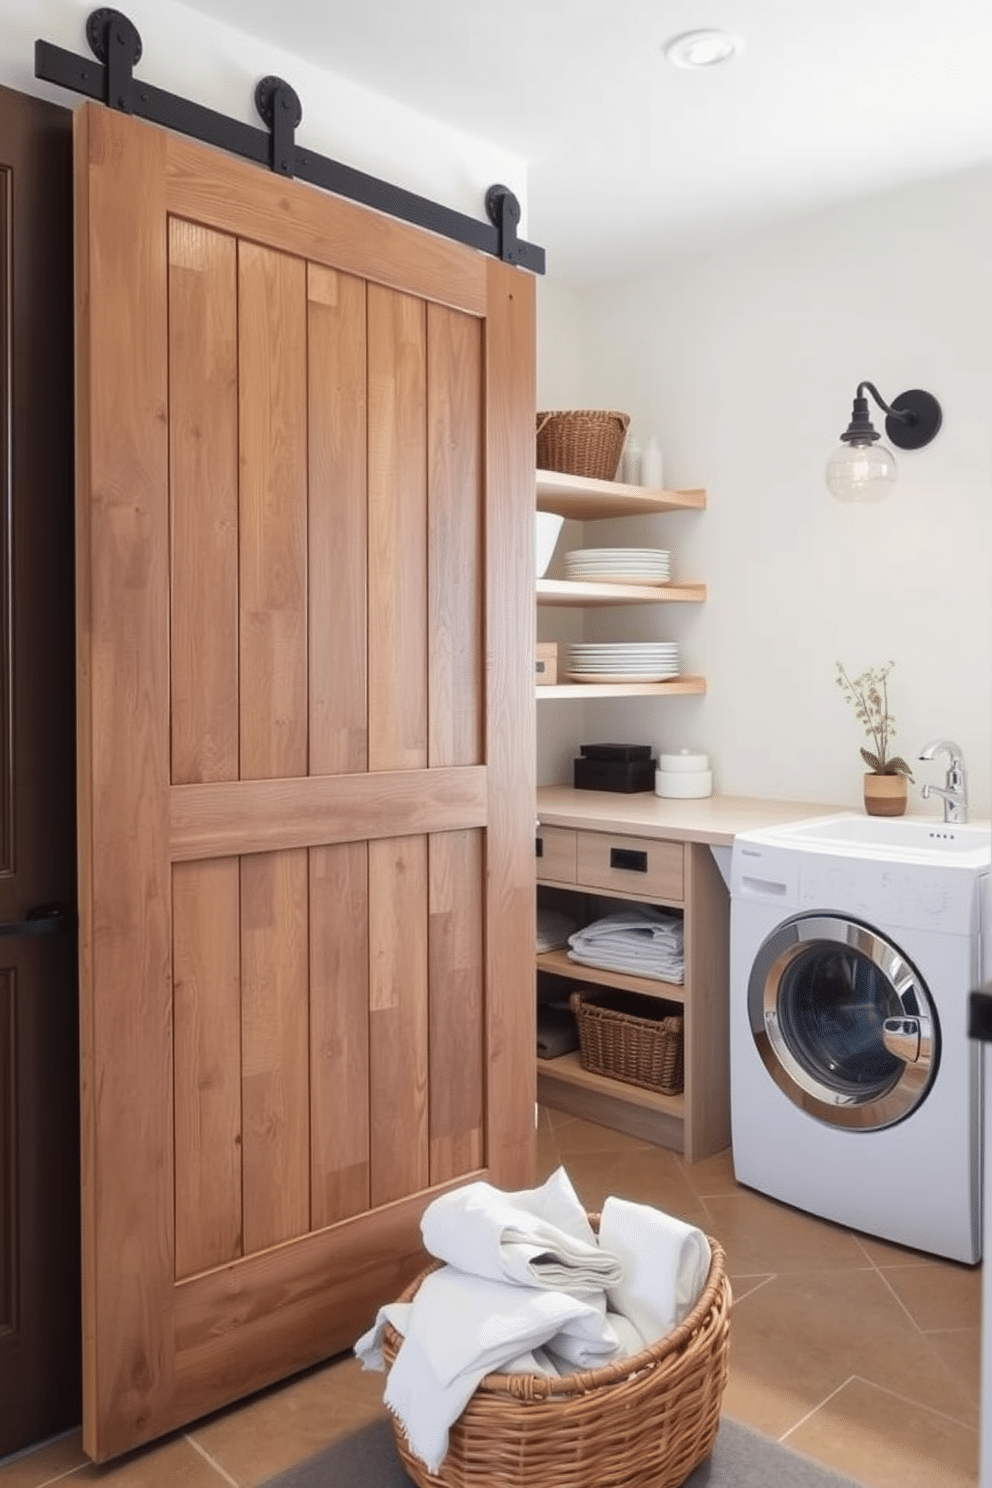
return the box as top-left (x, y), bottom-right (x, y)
top-left (0, 85), bottom-right (79, 1459)
top-left (75, 105), bottom-right (536, 1461)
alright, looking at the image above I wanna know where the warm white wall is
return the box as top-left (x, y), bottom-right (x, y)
top-left (0, 0), bottom-right (526, 226)
top-left (537, 164), bottom-right (992, 818)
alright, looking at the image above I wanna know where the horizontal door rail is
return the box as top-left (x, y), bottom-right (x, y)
top-left (35, 7), bottom-right (545, 275)
top-left (169, 765), bottom-right (488, 862)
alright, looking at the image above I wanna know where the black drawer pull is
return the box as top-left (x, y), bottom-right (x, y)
top-left (610, 847), bottom-right (647, 873)
top-left (536, 836), bottom-right (544, 858)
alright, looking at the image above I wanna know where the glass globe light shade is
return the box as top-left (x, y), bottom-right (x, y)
top-left (825, 440), bottom-right (897, 503)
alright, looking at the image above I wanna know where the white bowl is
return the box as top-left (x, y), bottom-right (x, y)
top-left (536, 512), bottom-right (565, 577)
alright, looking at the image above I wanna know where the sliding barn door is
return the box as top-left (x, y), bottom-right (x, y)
top-left (74, 103), bottom-right (535, 1461)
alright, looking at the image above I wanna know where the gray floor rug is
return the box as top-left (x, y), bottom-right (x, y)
top-left (263, 1414), bottom-right (866, 1487)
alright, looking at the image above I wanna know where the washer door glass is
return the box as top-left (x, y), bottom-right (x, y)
top-left (748, 913), bottom-right (938, 1131)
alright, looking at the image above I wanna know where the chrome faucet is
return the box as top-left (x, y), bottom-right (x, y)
top-left (918, 739), bottom-right (969, 823)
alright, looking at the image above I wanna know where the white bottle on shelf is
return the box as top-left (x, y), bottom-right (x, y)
top-left (641, 436), bottom-right (663, 489)
top-left (621, 437), bottom-right (642, 486)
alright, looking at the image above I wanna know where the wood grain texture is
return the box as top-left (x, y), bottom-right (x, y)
top-left (369, 836), bottom-right (429, 1205)
top-left (76, 103), bottom-right (537, 1461)
top-left (169, 765), bottom-right (487, 860)
top-left (75, 103), bottom-right (176, 1459)
top-left (367, 286), bottom-right (428, 772)
top-left (73, 99), bottom-right (96, 1457)
top-left (168, 220), bottom-right (239, 785)
top-left (307, 265), bottom-right (368, 776)
top-left (429, 831), bottom-right (484, 1183)
top-left (171, 1181), bottom-right (468, 1423)
top-left (682, 842), bottom-right (731, 1162)
top-left (575, 831), bottom-right (683, 903)
top-left (427, 305), bottom-right (483, 768)
top-left (238, 241), bottom-right (308, 782)
top-left (165, 134), bottom-right (486, 316)
top-left (241, 850), bottom-right (310, 1253)
top-left (172, 859), bottom-right (243, 1278)
top-left (309, 842), bottom-right (370, 1225)
top-left (482, 258), bottom-right (537, 1190)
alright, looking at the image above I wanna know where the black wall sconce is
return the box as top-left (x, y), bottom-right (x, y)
top-left (825, 383), bottom-right (942, 502)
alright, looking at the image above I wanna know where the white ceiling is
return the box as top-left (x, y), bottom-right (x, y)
top-left (182, 0), bottom-right (992, 282)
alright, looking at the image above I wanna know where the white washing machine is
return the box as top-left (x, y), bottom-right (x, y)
top-left (730, 813), bottom-right (991, 1264)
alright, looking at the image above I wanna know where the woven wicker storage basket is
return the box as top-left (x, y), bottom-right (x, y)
top-left (570, 988), bottom-right (685, 1096)
top-left (381, 1226), bottom-right (731, 1488)
top-left (536, 410), bottom-right (630, 481)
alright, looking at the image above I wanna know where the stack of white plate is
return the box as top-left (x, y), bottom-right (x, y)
top-left (563, 548), bottom-right (671, 585)
top-left (567, 642), bottom-right (680, 684)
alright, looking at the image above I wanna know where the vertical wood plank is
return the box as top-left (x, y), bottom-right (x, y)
top-left (169, 220), bottom-right (239, 785)
top-left (429, 830), bottom-right (484, 1183)
top-left (173, 859), bottom-right (243, 1278)
top-left (310, 842), bottom-right (371, 1225)
top-left (75, 104), bottom-right (175, 1457)
top-left (483, 259), bottom-right (537, 1190)
top-left (427, 306), bottom-right (483, 768)
top-left (682, 843), bottom-right (731, 1162)
top-left (238, 242), bottom-right (308, 781)
top-left (369, 835), bottom-right (429, 1205)
top-left (308, 265), bottom-right (368, 776)
top-left (367, 286), bottom-right (427, 772)
top-left (241, 849), bottom-right (310, 1252)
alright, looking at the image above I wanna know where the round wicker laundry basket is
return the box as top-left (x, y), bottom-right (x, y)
top-left (380, 1224), bottom-right (731, 1488)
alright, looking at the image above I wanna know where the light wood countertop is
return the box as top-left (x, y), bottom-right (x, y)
top-left (536, 786), bottom-right (846, 847)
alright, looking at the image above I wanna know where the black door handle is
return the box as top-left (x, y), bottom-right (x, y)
top-left (0, 903), bottom-right (67, 937)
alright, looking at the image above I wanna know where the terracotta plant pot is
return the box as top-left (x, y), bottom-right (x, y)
top-left (863, 772), bottom-right (908, 817)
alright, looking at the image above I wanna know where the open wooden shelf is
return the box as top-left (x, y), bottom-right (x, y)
top-left (536, 675), bottom-right (706, 701)
top-left (537, 1050), bottom-right (686, 1119)
top-left (537, 578), bottom-right (706, 606)
top-left (536, 469), bottom-right (706, 519)
top-left (537, 947), bottom-right (686, 1004)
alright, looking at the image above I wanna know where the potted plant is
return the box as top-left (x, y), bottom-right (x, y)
top-left (835, 660), bottom-right (914, 817)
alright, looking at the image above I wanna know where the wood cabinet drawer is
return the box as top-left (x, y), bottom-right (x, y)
top-left (575, 830), bottom-right (683, 902)
top-left (536, 825), bottom-right (576, 883)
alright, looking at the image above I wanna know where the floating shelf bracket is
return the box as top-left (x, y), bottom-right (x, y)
top-left (36, 8), bottom-right (546, 273)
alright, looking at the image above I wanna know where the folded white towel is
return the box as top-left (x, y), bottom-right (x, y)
top-left (567, 945), bottom-right (684, 983)
top-left (420, 1166), bottom-right (623, 1292)
top-left (599, 1196), bottom-right (710, 1347)
top-left (567, 908), bottom-right (684, 983)
top-left (356, 1266), bottom-right (617, 1473)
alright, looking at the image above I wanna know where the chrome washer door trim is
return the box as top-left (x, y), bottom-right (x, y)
top-left (748, 913), bottom-right (938, 1131)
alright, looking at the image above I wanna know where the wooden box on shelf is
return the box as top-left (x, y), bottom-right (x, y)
top-left (535, 641), bottom-right (558, 686)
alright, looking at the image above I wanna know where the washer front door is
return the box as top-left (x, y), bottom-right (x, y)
top-left (748, 913), bottom-right (938, 1131)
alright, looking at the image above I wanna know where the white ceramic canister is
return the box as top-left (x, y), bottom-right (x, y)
top-left (655, 748), bottom-right (712, 798)
top-left (640, 436), bottom-right (663, 489)
top-left (621, 437), bottom-right (643, 485)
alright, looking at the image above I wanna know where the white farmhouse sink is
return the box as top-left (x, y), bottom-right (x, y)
top-left (761, 813), bottom-right (991, 866)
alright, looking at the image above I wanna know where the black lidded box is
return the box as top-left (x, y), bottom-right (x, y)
top-left (574, 743), bottom-right (656, 792)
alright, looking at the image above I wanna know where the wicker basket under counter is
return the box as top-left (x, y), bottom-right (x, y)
top-left (570, 987), bottom-right (684, 1096)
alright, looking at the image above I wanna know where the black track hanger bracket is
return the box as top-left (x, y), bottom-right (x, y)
top-left (87, 7), bottom-right (141, 113)
top-left (255, 76), bottom-right (302, 178)
top-left (35, 8), bottom-right (546, 273)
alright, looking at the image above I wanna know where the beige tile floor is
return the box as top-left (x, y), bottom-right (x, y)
top-left (1, 1107), bottom-right (982, 1488)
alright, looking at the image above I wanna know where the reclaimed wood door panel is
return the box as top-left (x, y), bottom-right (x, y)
top-left (76, 102), bottom-right (535, 1460)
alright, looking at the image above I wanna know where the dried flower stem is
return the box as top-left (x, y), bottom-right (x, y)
top-left (835, 660), bottom-right (914, 780)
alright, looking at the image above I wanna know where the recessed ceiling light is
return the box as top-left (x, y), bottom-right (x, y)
top-left (663, 29), bottom-right (743, 69)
